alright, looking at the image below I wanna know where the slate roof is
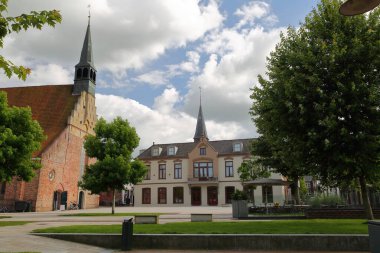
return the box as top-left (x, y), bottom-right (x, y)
top-left (0, 85), bottom-right (79, 157)
top-left (76, 22), bottom-right (95, 70)
top-left (138, 138), bottom-right (253, 160)
top-left (193, 105), bottom-right (208, 141)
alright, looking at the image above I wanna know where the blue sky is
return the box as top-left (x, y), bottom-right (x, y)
top-left (1, 0), bottom-right (320, 152)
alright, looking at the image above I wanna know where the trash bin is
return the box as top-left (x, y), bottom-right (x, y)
top-left (122, 218), bottom-right (133, 250)
top-left (368, 220), bottom-right (380, 253)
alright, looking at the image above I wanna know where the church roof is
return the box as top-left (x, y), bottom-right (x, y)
top-left (0, 85), bottom-right (79, 157)
top-left (138, 138), bottom-right (253, 160)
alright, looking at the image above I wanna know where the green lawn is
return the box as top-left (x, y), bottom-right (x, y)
top-left (33, 219), bottom-right (369, 234)
top-left (0, 221), bottom-right (30, 227)
top-left (60, 212), bottom-right (163, 217)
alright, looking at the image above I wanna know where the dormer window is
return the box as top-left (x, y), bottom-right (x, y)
top-left (233, 142), bottom-right (242, 152)
top-left (167, 146), bottom-right (177, 156)
top-left (200, 147), bottom-right (206, 155)
top-left (152, 147), bottom-right (162, 156)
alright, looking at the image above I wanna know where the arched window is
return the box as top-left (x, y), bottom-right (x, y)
top-left (93, 72), bottom-right (96, 82)
top-left (76, 68), bottom-right (82, 79)
top-left (83, 68), bottom-right (89, 78)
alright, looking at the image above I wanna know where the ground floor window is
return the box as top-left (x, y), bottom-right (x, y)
top-left (262, 185), bottom-right (273, 204)
top-left (173, 187), bottom-right (184, 204)
top-left (225, 186), bottom-right (235, 204)
top-left (191, 187), bottom-right (201, 206)
top-left (158, 187), bottom-right (167, 204)
top-left (207, 186), bottom-right (218, 206)
top-left (0, 182), bottom-right (6, 194)
top-left (142, 188), bottom-right (151, 204)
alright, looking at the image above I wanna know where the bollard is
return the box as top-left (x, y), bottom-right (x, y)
top-left (121, 218), bottom-right (133, 251)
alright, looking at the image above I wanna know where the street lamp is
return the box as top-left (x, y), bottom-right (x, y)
top-left (339, 0), bottom-right (380, 16)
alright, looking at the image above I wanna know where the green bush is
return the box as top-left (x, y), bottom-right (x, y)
top-left (232, 189), bottom-right (248, 200)
top-left (308, 195), bottom-right (345, 208)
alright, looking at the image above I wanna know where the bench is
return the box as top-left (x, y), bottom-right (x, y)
top-left (134, 215), bottom-right (159, 224)
top-left (191, 213), bottom-right (212, 222)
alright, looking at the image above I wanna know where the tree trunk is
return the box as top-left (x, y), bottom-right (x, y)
top-left (292, 176), bottom-right (300, 205)
top-left (357, 178), bottom-right (363, 205)
top-left (359, 176), bottom-right (374, 220)
top-left (112, 189), bottom-right (115, 215)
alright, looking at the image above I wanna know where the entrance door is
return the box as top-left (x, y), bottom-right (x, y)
top-left (78, 191), bottom-right (84, 209)
top-left (207, 186), bottom-right (218, 206)
top-left (61, 191), bottom-right (67, 209)
top-left (191, 187), bottom-right (201, 206)
top-left (53, 191), bottom-right (61, 211)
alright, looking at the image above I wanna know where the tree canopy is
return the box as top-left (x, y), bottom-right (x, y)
top-left (0, 92), bottom-right (45, 182)
top-left (0, 0), bottom-right (61, 80)
top-left (250, 0), bottom-right (380, 219)
top-left (79, 117), bottom-right (147, 214)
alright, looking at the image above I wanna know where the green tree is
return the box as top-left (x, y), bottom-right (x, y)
top-left (238, 158), bottom-right (271, 204)
top-left (251, 137), bottom-right (305, 204)
top-left (250, 0), bottom-right (380, 219)
top-left (0, 0), bottom-right (61, 80)
top-left (0, 92), bottom-right (45, 182)
top-left (79, 117), bottom-right (147, 214)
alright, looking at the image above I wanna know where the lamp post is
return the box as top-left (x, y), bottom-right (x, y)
top-left (339, 0), bottom-right (380, 16)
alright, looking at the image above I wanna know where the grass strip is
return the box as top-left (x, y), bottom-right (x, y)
top-left (0, 221), bottom-right (30, 227)
top-left (60, 212), bottom-right (163, 217)
top-left (0, 216), bottom-right (11, 219)
top-left (33, 219), bottom-right (368, 234)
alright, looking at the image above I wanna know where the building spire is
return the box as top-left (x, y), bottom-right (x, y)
top-left (73, 10), bottom-right (97, 96)
top-left (193, 87), bottom-right (208, 142)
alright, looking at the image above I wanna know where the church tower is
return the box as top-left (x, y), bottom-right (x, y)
top-left (193, 89), bottom-right (208, 142)
top-left (73, 15), bottom-right (96, 96)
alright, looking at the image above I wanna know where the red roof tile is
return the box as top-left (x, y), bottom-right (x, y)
top-left (0, 85), bottom-right (79, 157)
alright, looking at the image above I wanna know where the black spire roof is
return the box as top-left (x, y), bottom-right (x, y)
top-left (193, 104), bottom-right (208, 142)
top-left (77, 21), bottom-right (95, 69)
top-left (73, 15), bottom-right (96, 96)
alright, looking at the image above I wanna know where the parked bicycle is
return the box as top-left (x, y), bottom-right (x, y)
top-left (0, 206), bottom-right (9, 213)
top-left (68, 201), bottom-right (79, 210)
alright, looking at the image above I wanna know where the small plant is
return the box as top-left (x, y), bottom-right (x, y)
top-left (232, 189), bottom-right (248, 200)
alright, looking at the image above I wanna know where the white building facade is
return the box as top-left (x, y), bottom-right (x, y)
top-left (134, 104), bottom-right (288, 207)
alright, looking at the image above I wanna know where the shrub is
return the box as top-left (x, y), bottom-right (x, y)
top-left (232, 189), bottom-right (248, 200)
top-left (308, 194), bottom-right (345, 208)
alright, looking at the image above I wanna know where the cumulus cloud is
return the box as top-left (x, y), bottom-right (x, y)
top-left (96, 93), bottom-right (247, 154)
top-left (3, 0), bottom-right (223, 83)
top-left (1, 0), bottom-right (287, 149)
top-left (134, 71), bottom-right (168, 86)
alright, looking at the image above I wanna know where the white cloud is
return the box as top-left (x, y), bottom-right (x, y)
top-left (1, 64), bottom-right (72, 87)
top-left (3, 0), bottom-right (224, 85)
top-left (234, 1), bottom-right (278, 28)
top-left (96, 93), bottom-right (248, 155)
top-left (153, 87), bottom-right (180, 114)
top-left (134, 71), bottom-right (168, 86)
top-left (1, 0), bottom-right (287, 148)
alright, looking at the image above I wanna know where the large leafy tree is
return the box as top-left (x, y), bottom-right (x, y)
top-left (0, 0), bottom-right (61, 80)
top-left (0, 92), bottom-right (45, 182)
top-left (251, 137), bottom-right (306, 204)
top-left (79, 117), bottom-right (147, 214)
top-left (250, 0), bottom-right (380, 219)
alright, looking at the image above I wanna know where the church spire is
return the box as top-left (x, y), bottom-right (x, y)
top-left (73, 9), bottom-right (96, 96)
top-left (193, 87), bottom-right (208, 142)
